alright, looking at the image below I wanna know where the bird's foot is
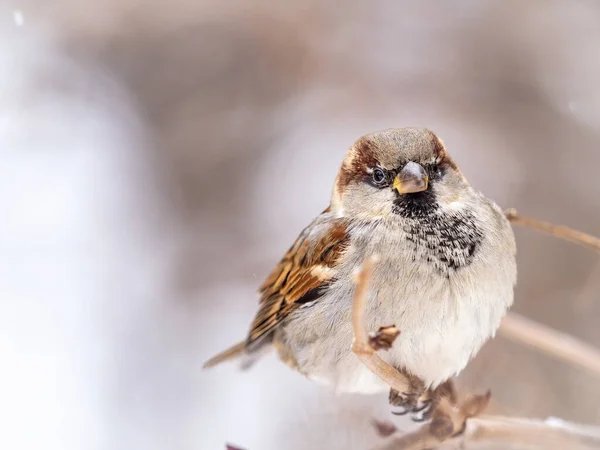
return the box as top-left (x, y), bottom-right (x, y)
top-left (379, 379), bottom-right (491, 444)
top-left (388, 373), bottom-right (427, 419)
top-left (389, 378), bottom-right (461, 422)
top-left (389, 389), bottom-right (431, 417)
top-left (407, 380), bottom-right (491, 438)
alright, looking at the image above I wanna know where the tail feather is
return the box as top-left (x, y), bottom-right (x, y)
top-left (203, 341), bottom-right (246, 369)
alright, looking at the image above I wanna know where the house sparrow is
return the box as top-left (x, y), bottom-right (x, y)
top-left (204, 128), bottom-right (516, 411)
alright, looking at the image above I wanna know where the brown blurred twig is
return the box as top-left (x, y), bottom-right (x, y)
top-left (375, 415), bottom-right (600, 450)
top-left (500, 313), bottom-right (600, 379)
top-left (351, 255), bottom-right (411, 395)
top-left (505, 209), bottom-right (600, 253)
top-left (498, 209), bottom-right (600, 378)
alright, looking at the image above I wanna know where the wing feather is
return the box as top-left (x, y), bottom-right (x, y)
top-left (247, 212), bottom-right (349, 347)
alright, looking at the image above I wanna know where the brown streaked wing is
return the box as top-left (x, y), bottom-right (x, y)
top-left (247, 213), bottom-right (349, 347)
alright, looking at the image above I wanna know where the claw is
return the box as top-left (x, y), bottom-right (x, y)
top-left (411, 400), bottom-right (436, 422)
top-left (391, 407), bottom-right (410, 416)
top-left (391, 397), bottom-right (433, 421)
top-left (412, 400), bottom-right (431, 414)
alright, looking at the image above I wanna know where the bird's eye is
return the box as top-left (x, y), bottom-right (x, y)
top-left (372, 168), bottom-right (385, 183)
top-left (432, 164), bottom-right (443, 179)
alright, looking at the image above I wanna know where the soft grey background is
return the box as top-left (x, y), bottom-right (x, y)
top-left (1, 1), bottom-right (599, 449)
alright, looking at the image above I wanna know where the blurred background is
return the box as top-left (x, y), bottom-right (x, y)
top-left (1, 1), bottom-right (600, 449)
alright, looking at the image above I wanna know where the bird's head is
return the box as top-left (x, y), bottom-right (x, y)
top-left (331, 128), bottom-right (471, 221)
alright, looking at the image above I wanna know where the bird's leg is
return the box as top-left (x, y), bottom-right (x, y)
top-left (410, 378), bottom-right (457, 422)
top-left (388, 370), bottom-right (428, 416)
top-left (378, 382), bottom-right (492, 443)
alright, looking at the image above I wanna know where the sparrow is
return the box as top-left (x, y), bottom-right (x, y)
top-left (204, 128), bottom-right (516, 408)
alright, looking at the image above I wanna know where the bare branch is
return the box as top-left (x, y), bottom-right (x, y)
top-left (437, 415), bottom-right (600, 450)
top-left (505, 209), bottom-right (600, 253)
top-left (351, 255), bottom-right (413, 394)
top-left (499, 313), bottom-right (600, 379)
top-left (375, 414), bottom-right (600, 450)
top-left (352, 255), bottom-right (376, 348)
top-left (499, 209), bottom-right (600, 377)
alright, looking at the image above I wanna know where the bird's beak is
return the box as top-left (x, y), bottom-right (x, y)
top-left (393, 162), bottom-right (429, 194)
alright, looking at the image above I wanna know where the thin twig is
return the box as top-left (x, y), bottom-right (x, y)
top-left (505, 209), bottom-right (600, 253)
top-left (352, 256), bottom-right (375, 347)
top-left (374, 413), bottom-right (600, 449)
top-left (436, 415), bottom-right (600, 450)
top-left (374, 422), bottom-right (444, 450)
top-left (499, 209), bottom-right (600, 377)
top-left (499, 313), bottom-right (600, 379)
top-left (351, 255), bottom-right (412, 394)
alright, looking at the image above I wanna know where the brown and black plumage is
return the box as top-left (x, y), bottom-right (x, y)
top-left (204, 128), bottom-right (516, 406)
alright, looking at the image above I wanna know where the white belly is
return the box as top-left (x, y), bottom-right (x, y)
top-left (284, 244), bottom-right (515, 393)
top-left (282, 205), bottom-right (516, 393)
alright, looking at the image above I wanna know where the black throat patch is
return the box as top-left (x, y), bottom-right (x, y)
top-left (392, 190), bottom-right (438, 218)
top-left (401, 207), bottom-right (484, 276)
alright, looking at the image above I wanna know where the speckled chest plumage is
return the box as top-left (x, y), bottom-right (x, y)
top-left (278, 195), bottom-right (516, 393)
